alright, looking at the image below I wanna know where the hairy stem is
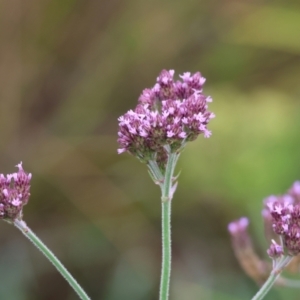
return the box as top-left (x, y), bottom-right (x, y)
top-left (160, 200), bottom-right (172, 300)
top-left (159, 152), bottom-right (179, 300)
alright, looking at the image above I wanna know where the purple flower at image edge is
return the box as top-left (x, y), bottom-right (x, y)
top-left (264, 182), bottom-right (300, 256)
top-left (117, 70), bottom-right (215, 166)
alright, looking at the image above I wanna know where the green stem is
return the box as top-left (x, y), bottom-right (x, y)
top-left (159, 152), bottom-right (179, 300)
top-left (251, 255), bottom-right (293, 300)
top-left (14, 219), bottom-right (90, 300)
top-left (160, 199), bottom-right (172, 300)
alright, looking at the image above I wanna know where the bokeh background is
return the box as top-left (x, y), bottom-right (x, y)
top-left (0, 0), bottom-right (300, 299)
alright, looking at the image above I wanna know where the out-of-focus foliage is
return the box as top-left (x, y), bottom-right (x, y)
top-left (0, 0), bottom-right (300, 299)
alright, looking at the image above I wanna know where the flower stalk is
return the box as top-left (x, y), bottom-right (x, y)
top-left (14, 219), bottom-right (90, 300)
top-left (158, 152), bottom-right (179, 300)
top-left (118, 69), bottom-right (214, 300)
top-left (160, 200), bottom-right (172, 300)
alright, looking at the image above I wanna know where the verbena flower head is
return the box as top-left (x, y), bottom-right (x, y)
top-left (264, 181), bottom-right (300, 256)
top-left (0, 162), bottom-right (31, 221)
top-left (117, 70), bottom-right (215, 167)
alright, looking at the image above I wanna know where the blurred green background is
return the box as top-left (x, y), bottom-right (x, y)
top-left (0, 0), bottom-right (300, 299)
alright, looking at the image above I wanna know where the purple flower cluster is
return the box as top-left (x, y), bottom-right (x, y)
top-left (264, 181), bottom-right (300, 256)
top-left (117, 70), bottom-right (215, 166)
top-left (0, 162), bottom-right (31, 221)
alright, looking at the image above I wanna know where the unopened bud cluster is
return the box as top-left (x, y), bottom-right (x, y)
top-left (228, 217), bottom-right (269, 284)
top-left (117, 70), bottom-right (215, 167)
top-left (228, 217), bottom-right (251, 249)
top-left (0, 162), bottom-right (31, 221)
